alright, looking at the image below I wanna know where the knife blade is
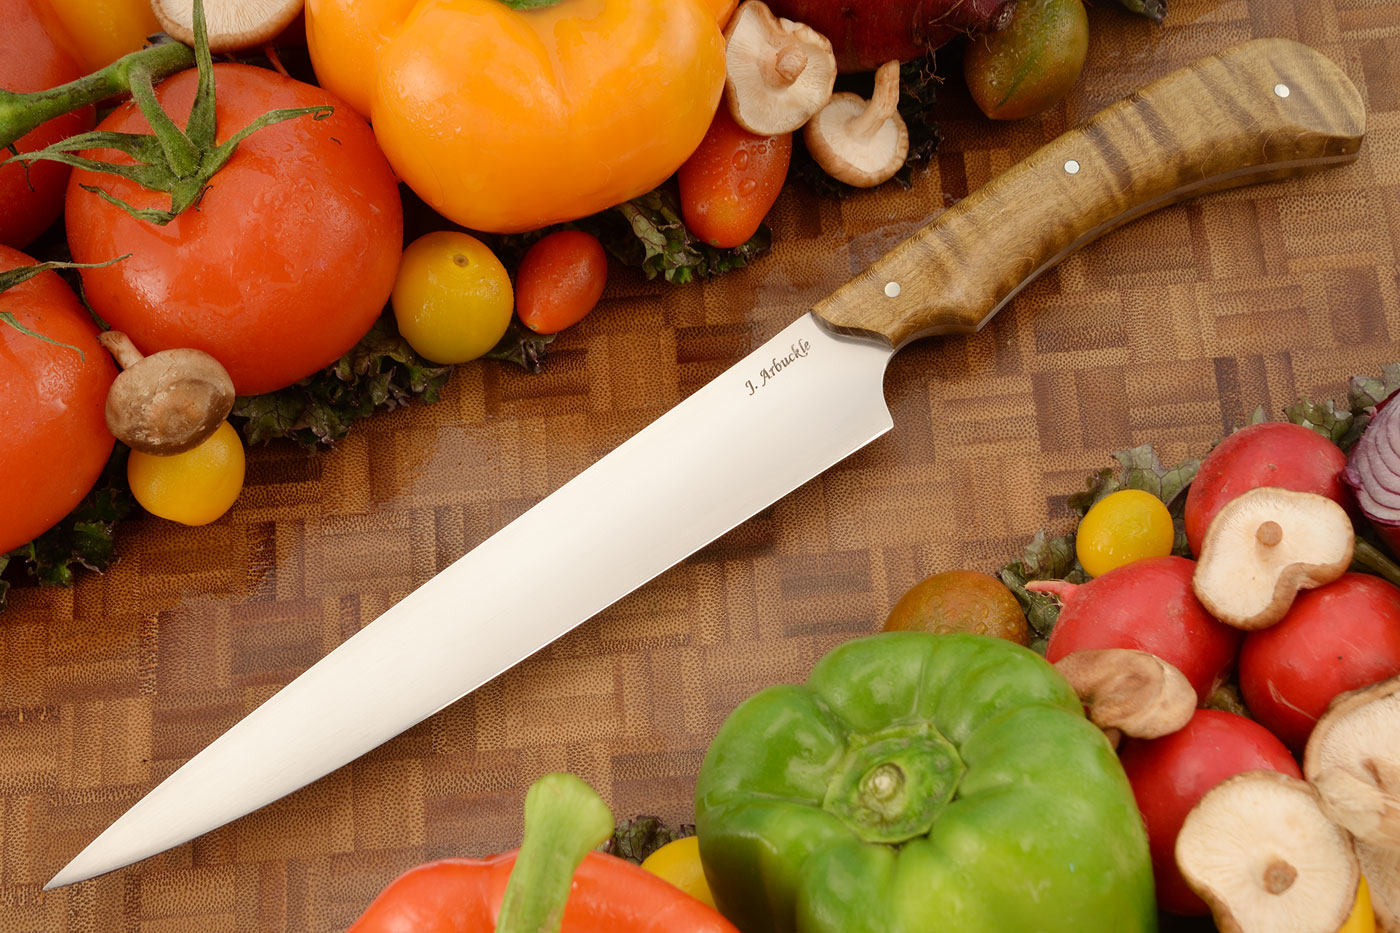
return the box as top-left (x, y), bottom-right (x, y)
top-left (47, 36), bottom-right (1364, 889)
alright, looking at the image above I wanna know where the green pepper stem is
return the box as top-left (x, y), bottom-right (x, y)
top-left (0, 41), bottom-right (195, 151)
top-left (1352, 535), bottom-right (1400, 588)
top-left (496, 773), bottom-right (614, 933)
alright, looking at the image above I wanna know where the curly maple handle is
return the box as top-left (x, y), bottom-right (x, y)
top-left (811, 38), bottom-right (1365, 349)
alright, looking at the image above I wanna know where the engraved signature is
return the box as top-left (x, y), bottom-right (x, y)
top-left (745, 339), bottom-right (811, 396)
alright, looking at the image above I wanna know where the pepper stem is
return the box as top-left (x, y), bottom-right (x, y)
top-left (0, 40), bottom-right (195, 151)
top-left (1352, 535), bottom-right (1400, 589)
top-left (495, 773), bottom-right (615, 933)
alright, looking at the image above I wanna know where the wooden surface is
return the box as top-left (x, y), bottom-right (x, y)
top-left (4, 0), bottom-right (1400, 929)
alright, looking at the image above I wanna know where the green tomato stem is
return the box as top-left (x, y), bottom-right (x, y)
top-left (0, 41), bottom-right (195, 151)
top-left (495, 773), bottom-right (615, 933)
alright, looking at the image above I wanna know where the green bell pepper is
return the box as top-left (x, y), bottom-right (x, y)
top-left (694, 632), bottom-right (1156, 933)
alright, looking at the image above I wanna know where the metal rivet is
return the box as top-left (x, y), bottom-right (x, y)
top-left (1065, 159), bottom-right (1081, 175)
top-left (1274, 83), bottom-right (1291, 98)
top-left (884, 281), bottom-right (901, 298)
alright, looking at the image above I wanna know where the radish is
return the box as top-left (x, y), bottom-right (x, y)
top-left (763, 0), bottom-right (1015, 73)
top-left (1183, 421), bottom-right (1351, 557)
top-left (1033, 556), bottom-right (1242, 705)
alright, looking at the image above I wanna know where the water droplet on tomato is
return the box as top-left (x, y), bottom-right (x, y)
top-left (732, 151), bottom-right (750, 170)
top-left (738, 179), bottom-right (757, 196)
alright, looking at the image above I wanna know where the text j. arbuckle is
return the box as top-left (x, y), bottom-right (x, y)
top-left (745, 339), bottom-right (811, 396)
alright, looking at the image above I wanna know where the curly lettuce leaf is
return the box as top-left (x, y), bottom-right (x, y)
top-left (604, 816), bottom-right (694, 864)
top-left (998, 530), bottom-right (1085, 653)
top-left (231, 312), bottom-right (452, 449)
top-left (1114, 0), bottom-right (1167, 22)
top-left (1, 445), bottom-right (134, 609)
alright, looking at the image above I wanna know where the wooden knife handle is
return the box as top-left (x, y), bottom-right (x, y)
top-left (811, 38), bottom-right (1365, 349)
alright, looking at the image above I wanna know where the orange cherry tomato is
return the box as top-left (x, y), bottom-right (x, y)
top-left (0, 244), bottom-right (117, 553)
top-left (0, 0), bottom-right (94, 249)
top-left (678, 106), bottom-right (792, 249)
top-left (515, 231), bottom-right (608, 335)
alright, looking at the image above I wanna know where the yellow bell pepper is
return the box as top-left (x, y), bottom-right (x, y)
top-left (33, 0), bottom-right (162, 72)
top-left (305, 0), bottom-right (727, 233)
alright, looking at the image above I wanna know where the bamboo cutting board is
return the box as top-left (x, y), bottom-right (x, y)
top-left (5, 0), bottom-right (1400, 929)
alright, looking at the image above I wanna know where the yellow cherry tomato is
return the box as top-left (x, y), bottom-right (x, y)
top-left (1075, 488), bottom-right (1175, 578)
top-left (127, 421), bottom-right (245, 526)
top-left (391, 231), bottom-right (513, 365)
top-left (1339, 876), bottom-right (1375, 933)
top-left (640, 836), bottom-right (716, 908)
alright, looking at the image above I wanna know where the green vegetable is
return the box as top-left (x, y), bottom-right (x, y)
top-left (1113, 0), bottom-right (1167, 22)
top-left (230, 312), bottom-right (451, 449)
top-left (606, 815), bottom-right (695, 865)
top-left (694, 632), bottom-right (1156, 933)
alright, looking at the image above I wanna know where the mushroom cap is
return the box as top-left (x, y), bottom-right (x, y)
top-left (1176, 770), bottom-right (1359, 933)
top-left (723, 0), bottom-right (837, 136)
top-left (1192, 487), bottom-right (1354, 630)
top-left (105, 347), bottom-right (237, 456)
top-left (152, 0), bottom-right (304, 52)
top-left (1053, 648), bottom-right (1196, 740)
top-left (802, 60), bottom-right (908, 189)
top-left (1304, 676), bottom-right (1400, 932)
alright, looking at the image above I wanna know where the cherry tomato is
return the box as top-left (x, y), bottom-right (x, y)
top-left (1239, 573), bottom-right (1400, 753)
top-left (515, 231), bottom-right (608, 335)
top-left (1117, 709), bottom-right (1301, 916)
top-left (391, 231), bottom-right (513, 364)
top-left (1075, 489), bottom-right (1175, 578)
top-left (0, 244), bottom-right (117, 552)
top-left (127, 421), bottom-right (245, 526)
top-left (640, 836), bottom-right (716, 909)
top-left (678, 106), bottom-right (792, 249)
top-left (1339, 876), bottom-right (1376, 933)
top-left (65, 64), bottom-right (403, 397)
top-left (0, 0), bottom-right (94, 250)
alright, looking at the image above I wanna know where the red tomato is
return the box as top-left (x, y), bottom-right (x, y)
top-left (1183, 421), bottom-right (1350, 556)
top-left (515, 230), bottom-right (608, 335)
top-left (65, 64), bottom-right (403, 396)
top-left (0, 0), bottom-right (94, 249)
top-left (1043, 556), bottom-right (1242, 705)
top-left (0, 244), bottom-right (117, 552)
top-left (1117, 709), bottom-right (1301, 916)
top-left (678, 106), bottom-right (792, 249)
top-left (1239, 573), bottom-right (1400, 753)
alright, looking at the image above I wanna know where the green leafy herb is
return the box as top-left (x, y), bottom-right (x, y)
top-left (1, 445), bottom-right (134, 610)
top-left (1284, 362), bottom-right (1400, 453)
top-left (484, 318), bottom-right (555, 375)
top-left (998, 530), bottom-right (1084, 652)
top-left (790, 56), bottom-right (943, 199)
top-left (604, 815), bottom-right (695, 865)
top-left (230, 312), bottom-right (451, 449)
top-left (1113, 0), bottom-right (1167, 22)
top-left (606, 188), bottom-right (770, 284)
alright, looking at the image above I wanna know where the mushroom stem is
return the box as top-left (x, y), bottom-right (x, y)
top-left (98, 330), bottom-right (146, 370)
top-left (1263, 860), bottom-right (1297, 894)
top-left (1256, 521), bottom-right (1283, 547)
top-left (848, 61), bottom-right (901, 140)
top-left (764, 44), bottom-right (808, 87)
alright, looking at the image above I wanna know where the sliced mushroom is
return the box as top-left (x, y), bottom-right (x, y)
top-left (1305, 675), bottom-right (1400, 932)
top-left (152, 0), bottom-right (304, 52)
top-left (99, 331), bottom-right (236, 456)
top-left (723, 1), bottom-right (837, 136)
top-left (1053, 648), bottom-right (1196, 744)
top-left (802, 59), bottom-right (909, 188)
top-left (1192, 487), bottom-right (1354, 630)
top-left (1176, 770), bottom-right (1360, 933)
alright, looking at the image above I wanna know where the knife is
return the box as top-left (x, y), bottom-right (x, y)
top-left (46, 37), bottom-right (1364, 889)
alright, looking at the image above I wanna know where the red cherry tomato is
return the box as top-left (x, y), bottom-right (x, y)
top-left (515, 230), bottom-right (608, 335)
top-left (1117, 709), bottom-right (1301, 916)
top-left (678, 106), bottom-right (792, 249)
top-left (1183, 421), bottom-right (1350, 556)
top-left (65, 64), bottom-right (403, 396)
top-left (0, 244), bottom-right (117, 552)
top-left (1239, 573), bottom-right (1400, 753)
top-left (0, 0), bottom-right (94, 249)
